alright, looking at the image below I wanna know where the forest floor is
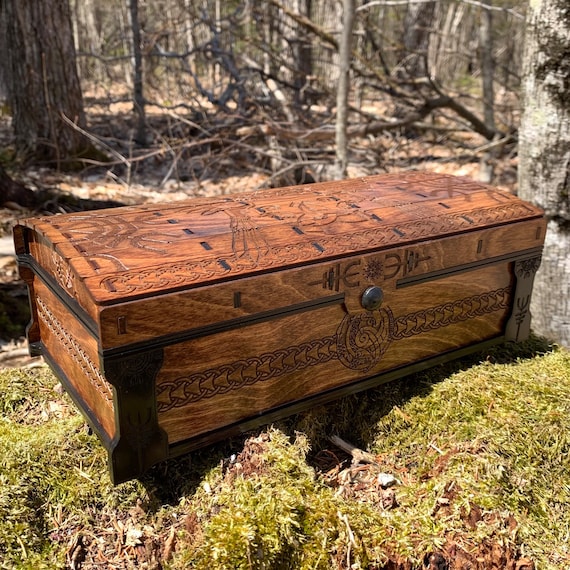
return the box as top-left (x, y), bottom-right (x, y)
top-left (2, 98), bottom-right (560, 569)
top-left (2, 340), bottom-right (569, 569)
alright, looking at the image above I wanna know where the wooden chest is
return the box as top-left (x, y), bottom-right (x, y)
top-left (14, 172), bottom-right (545, 484)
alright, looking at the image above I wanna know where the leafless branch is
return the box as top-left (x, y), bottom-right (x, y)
top-left (358, 0), bottom-right (524, 20)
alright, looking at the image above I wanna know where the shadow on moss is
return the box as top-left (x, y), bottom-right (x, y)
top-left (282, 333), bottom-right (555, 464)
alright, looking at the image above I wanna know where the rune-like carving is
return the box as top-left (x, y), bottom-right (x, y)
top-left (505, 256), bottom-right (542, 342)
top-left (514, 256), bottom-right (542, 279)
top-left (156, 286), bottom-right (512, 411)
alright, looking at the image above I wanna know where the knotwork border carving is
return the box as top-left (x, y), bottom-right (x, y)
top-left (156, 286), bottom-right (512, 412)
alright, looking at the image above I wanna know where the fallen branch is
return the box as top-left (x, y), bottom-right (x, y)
top-left (238, 88), bottom-right (502, 144)
top-left (0, 165), bottom-right (37, 208)
top-left (329, 435), bottom-right (379, 465)
top-left (268, 0), bottom-right (338, 50)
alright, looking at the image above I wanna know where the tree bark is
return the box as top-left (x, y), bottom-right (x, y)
top-left (0, 0), bottom-right (89, 166)
top-left (479, 1), bottom-right (495, 131)
top-left (478, 0), bottom-right (497, 183)
top-left (128, 0), bottom-right (147, 145)
top-left (518, 0), bottom-right (570, 348)
top-left (292, 0), bottom-right (313, 108)
top-left (401, 0), bottom-right (436, 78)
top-left (334, 0), bottom-right (355, 179)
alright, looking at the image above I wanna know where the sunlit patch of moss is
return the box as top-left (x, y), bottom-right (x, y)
top-left (171, 342), bottom-right (570, 569)
top-left (174, 430), bottom-right (395, 569)
top-left (1, 339), bottom-right (570, 569)
top-left (369, 347), bottom-right (570, 567)
top-left (0, 367), bottom-right (147, 568)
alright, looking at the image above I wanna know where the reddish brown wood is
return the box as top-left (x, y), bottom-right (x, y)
top-left (13, 172), bottom-right (546, 483)
top-left (33, 279), bottom-right (116, 441)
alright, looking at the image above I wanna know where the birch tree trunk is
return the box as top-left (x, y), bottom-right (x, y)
top-left (518, 0), bottom-right (570, 347)
top-left (334, 0), bottom-right (355, 179)
top-left (478, 0), bottom-right (497, 183)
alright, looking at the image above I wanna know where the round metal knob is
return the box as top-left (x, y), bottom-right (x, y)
top-left (361, 286), bottom-right (384, 311)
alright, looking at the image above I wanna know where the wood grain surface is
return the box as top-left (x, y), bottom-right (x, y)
top-left (98, 217), bottom-right (544, 350)
top-left (156, 263), bottom-right (512, 444)
top-left (33, 279), bottom-right (116, 441)
top-left (13, 172), bottom-right (546, 482)
top-left (15, 173), bottom-right (544, 310)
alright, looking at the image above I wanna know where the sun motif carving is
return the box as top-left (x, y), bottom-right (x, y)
top-left (363, 259), bottom-right (384, 280)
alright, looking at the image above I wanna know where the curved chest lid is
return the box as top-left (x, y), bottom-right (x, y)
top-left (16, 172), bottom-right (544, 306)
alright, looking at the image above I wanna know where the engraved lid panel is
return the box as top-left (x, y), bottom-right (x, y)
top-left (16, 172), bottom-right (544, 306)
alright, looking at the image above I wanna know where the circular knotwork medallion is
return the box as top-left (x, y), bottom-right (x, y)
top-left (336, 307), bottom-right (394, 371)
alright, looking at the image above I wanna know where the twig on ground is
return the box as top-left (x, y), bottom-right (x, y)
top-left (329, 435), bottom-right (379, 465)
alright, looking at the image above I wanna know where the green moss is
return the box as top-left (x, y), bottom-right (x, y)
top-left (369, 347), bottom-right (570, 566)
top-left (177, 431), bottom-right (393, 569)
top-left (1, 341), bottom-right (570, 568)
top-left (0, 368), bottom-right (146, 568)
top-left (171, 341), bottom-right (570, 569)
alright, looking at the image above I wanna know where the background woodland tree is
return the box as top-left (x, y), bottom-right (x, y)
top-left (0, 0), bottom-right (528, 180)
top-left (0, 0), bottom-right (93, 166)
top-left (334, 0), bottom-right (355, 178)
top-left (518, 0), bottom-right (570, 348)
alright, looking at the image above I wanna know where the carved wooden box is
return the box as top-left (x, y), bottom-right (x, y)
top-left (14, 172), bottom-right (545, 484)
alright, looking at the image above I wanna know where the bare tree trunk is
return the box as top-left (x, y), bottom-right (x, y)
top-left (129, 0), bottom-right (147, 145)
top-left (292, 0), bottom-right (313, 108)
top-left (263, 2), bottom-right (273, 75)
top-left (518, 0), bottom-right (570, 348)
top-left (334, 0), bottom-right (355, 179)
top-left (0, 0), bottom-right (89, 166)
top-left (479, 1), bottom-right (495, 131)
top-left (183, 0), bottom-right (196, 67)
top-left (401, 0), bottom-right (436, 78)
top-left (214, 0), bottom-right (221, 88)
top-left (118, 4), bottom-right (132, 87)
top-left (72, 0), bottom-right (104, 83)
top-left (478, 0), bottom-right (497, 182)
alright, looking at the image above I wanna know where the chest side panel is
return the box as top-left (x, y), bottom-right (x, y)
top-left (32, 279), bottom-right (116, 442)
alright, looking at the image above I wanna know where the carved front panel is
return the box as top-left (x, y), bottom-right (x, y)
top-left (98, 218), bottom-right (544, 351)
top-left (156, 264), bottom-right (512, 444)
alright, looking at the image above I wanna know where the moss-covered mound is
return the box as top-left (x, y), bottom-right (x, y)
top-left (1, 337), bottom-right (569, 569)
